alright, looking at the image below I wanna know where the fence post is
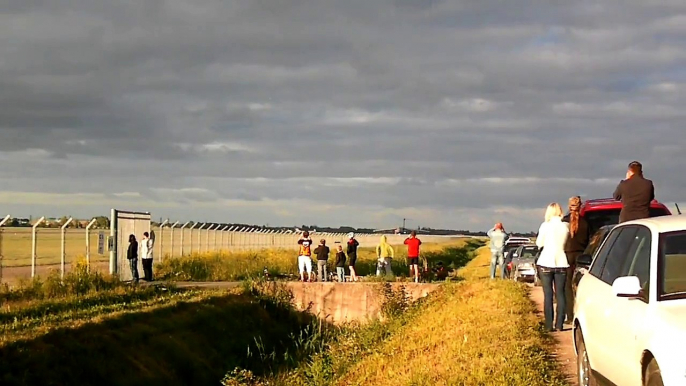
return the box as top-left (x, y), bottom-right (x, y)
top-left (0, 215), bottom-right (10, 284)
top-left (214, 226), bottom-right (220, 251)
top-left (206, 224), bottom-right (216, 252)
top-left (189, 223), bottom-right (198, 254)
top-left (179, 221), bottom-right (190, 256)
top-left (197, 223), bottom-right (206, 252)
top-left (158, 219), bottom-right (168, 263)
top-left (85, 218), bottom-right (97, 273)
top-left (61, 217), bottom-right (74, 279)
top-left (31, 216), bottom-right (46, 278)
top-left (169, 221), bottom-right (179, 259)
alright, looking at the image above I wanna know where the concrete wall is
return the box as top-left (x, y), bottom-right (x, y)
top-left (285, 282), bottom-right (440, 324)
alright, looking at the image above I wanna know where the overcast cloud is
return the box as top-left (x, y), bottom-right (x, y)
top-left (1, 0), bottom-right (685, 231)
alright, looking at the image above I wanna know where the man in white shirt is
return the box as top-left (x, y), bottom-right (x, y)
top-left (140, 232), bottom-right (155, 281)
top-left (487, 223), bottom-right (509, 279)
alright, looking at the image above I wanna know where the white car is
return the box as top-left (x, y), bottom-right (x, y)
top-left (573, 215), bottom-right (686, 386)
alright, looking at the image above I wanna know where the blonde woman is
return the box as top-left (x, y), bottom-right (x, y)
top-left (376, 235), bottom-right (394, 277)
top-left (535, 202), bottom-right (570, 332)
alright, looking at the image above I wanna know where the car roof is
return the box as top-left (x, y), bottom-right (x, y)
top-left (616, 215), bottom-right (685, 233)
top-left (582, 197), bottom-right (668, 211)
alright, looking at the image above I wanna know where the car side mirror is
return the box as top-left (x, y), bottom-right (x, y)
top-left (612, 276), bottom-right (642, 298)
top-left (577, 254), bottom-right (593, 267)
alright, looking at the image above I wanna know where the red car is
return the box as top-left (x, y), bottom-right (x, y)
top-left (580, 197), bottom-right (672, 235)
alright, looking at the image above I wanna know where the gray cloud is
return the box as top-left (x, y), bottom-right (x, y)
top-left (1, 0), bottom-right (686, 231)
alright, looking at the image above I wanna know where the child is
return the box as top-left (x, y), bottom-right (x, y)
top-left (335, 245), bottom-right (346, 282)
top-left (314, 239), bottom-right (330, 282)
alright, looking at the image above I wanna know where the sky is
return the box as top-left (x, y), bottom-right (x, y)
top-left (1, 0), bottom-right (686, 232)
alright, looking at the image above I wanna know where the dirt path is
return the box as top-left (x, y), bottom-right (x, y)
top-left (528, 284), bottom-right (577, 385)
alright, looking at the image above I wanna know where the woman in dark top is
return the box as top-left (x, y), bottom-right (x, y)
top-left (563, 196), bottom-right (590, 324)
top-left (127, 234), bottom-right (140, 283)
top-left (346, 232), bottom-right (359, 282)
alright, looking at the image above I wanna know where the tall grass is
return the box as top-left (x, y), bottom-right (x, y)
top-left (156, 239), bottom-right (477, 282)
top-left (220, 243), bottom-right (568, 386)
top-left (0, 259), bottom-right (123, 306)
top-left (0, 279), bottom-right (325, 385)
top-left (220, 241), bottom-right (484, 386)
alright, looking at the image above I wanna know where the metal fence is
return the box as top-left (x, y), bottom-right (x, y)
top-left (0, 213), bottom-right (456, 284)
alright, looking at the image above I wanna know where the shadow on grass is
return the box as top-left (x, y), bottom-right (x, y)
top-left (0, 289), bottom-right (327, 386)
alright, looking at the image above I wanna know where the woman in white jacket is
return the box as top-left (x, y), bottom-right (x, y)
top-left (535, 202), bottom-right (570, 332)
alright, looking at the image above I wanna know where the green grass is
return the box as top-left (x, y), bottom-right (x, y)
top-left (328, 247), bottom-right (568, 386)
top-left (0, 279), bottom-right (325, 386)
top-left (222, 243), bottom-right (568, 386)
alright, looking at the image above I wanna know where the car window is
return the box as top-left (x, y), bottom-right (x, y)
top-left (519, 247), bottom-right (538, 259)
top-left (583, 227), bottom-right (610, 257)
top-left (621, 226), bottom-right (652, 292)
top-left (659, 231), bottom-right (686, 299)
top-left (600, 227), bottom-right (638, 285)
top-left (589, 228), bottom-right (621, 277)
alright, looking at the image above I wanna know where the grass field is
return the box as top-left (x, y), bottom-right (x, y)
top-left (0, 269), bottom-right (325, 385)
top-left (0, 227), bottom-right (108, 267)
top-left (156, 239), bottom-right (477, 281)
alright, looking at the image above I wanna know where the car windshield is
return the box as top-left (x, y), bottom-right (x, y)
top-left (659, 231), bottom-right (686, 299)
top-left (584, 207), bottom-right (670, 235)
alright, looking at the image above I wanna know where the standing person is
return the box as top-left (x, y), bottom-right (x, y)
top-left (140, 231), bottom-right (155, 281)
top-left (375, 235), bottom-right (394, 277)
top-left (404, 231), bottom-right (422, 283)
top-left (612, 160), bottom-right (655, 223)
top-left (562, 196), bottom-right (590, 324)
top-left (536, 203), bottom-right (570, 332)
top-left (297, 231), bottom-right (314, 282)
top-left (487, 223), bottom-right (509, 279)
top-left (127, 234), bottom-right (139, 284)
top-left (314, 239), bottom-right (330, 282)
top-left (346, 232), bottom-right (359, 282)
top-left (335, 245), bottom-right (346, 282)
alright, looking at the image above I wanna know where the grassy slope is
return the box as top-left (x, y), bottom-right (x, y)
top-left (157, 239), bottom-right (470, 281)
top-left (334, 247), bottom-right (568, 386)
top-left (0, 279), bottom-right (321, 386)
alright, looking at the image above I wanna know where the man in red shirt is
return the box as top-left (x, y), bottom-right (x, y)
top-left (404, 231), bottom-right (422, 283)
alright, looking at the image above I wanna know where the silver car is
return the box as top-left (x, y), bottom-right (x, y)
top-left (510, 244), bottom-right (539, 283)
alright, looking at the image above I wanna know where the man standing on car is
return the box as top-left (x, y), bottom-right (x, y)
top-left (487, 223), bottom-right (509, 279)
top-left (613, 161), bottom-right (655, 223)
top-left (404, 231), bottom-right (422, 283)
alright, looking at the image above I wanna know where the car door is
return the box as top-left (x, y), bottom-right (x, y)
top-left (606, 226), bottom-right (652, 386)
top-left (580, 226), bottom-right (637, 376)
top-left (577, 227), bottom-right (620, 366)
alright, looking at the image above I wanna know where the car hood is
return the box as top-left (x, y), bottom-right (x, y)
top-left (515, 258), bottom-right (536, 264)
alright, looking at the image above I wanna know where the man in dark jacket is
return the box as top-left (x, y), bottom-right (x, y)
top-left (314, 239), bottom-right (330, 282)
top-left (612, 161), bottom-right (655, 223)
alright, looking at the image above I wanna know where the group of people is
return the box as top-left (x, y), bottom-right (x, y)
top-left (488, 160), bottom-right (656, 332)
top-left (296, 230), bottom-right (423, 283)
top-left (127, 232), bottom-right (155, 283)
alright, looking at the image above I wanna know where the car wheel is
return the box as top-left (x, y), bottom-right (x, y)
top-left (576, 330), bottom-right (599, 386)
top-left (644, 359), bottom-right (664, 386)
